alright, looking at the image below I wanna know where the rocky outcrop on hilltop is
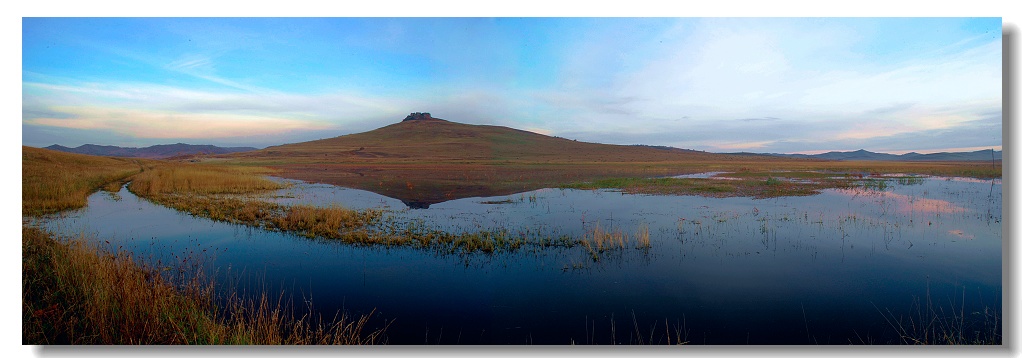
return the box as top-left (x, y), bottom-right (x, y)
top-left (402, 112), bottom-right (442, 122)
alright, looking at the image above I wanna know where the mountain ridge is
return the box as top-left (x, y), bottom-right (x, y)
top-left (758, 148), bottom-right (1002, 162)
top-left (44, 143), bottom-right (258, 159)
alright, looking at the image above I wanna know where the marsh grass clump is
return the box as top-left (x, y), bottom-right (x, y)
top-left (580, 223), bottom-right (652, 261)
top-left (587, 223), bottom-right (628, 251)
top-left (22, 227), bottom-right (385, 344)
top-left (895, 176), bottom-right (925, 186)
top-left (274, 205), bottom-right (385, 238)
top-left (856, 178), bottom-right (890, 191)
top-left (129, 163), bottom-right (282, 196)
top-left (635, 223), bottom-right (651, 249)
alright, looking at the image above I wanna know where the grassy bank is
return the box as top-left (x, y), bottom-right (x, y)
top-left (22, 146), bottom-right (150, 215)
top-left (22, 227), bottom-right (384, 344)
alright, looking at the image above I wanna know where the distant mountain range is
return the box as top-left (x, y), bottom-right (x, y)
top-left (42, 139), bottom-right (999, 163)
top-left (739, 149), bottom-right (1002, 162)
top-left (44, 143), bottom-right (258, 159)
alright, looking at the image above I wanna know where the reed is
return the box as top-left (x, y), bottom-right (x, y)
top-left (586, 223), bottom-right (628, 252)
top-left (635, 223), bottom-right (651, 249)
top-left (875, 287), bottom-right (1001, 345)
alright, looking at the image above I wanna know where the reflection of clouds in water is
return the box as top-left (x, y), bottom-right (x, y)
top-left (942, 177), bottom-right (1002, 185)
top-left (947, 229), bottom-right (976, 240)
top-left (832, 188), bottom-right (967, 214)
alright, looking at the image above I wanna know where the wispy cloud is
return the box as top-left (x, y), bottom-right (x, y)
top-left (29, 107), bottom-right (330, 139)
top-left (166, 55), bottom-right (214, 72)
top-left (737, 117), bottom-right (781, 122)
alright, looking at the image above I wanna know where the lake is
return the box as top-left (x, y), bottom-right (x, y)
top-left (30, 174), bottom-right (1002, 344)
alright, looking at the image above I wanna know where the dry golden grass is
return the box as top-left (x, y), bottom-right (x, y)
top-left (22, 227), bottom-right (385, 345)
top-left (22, 146), bottom-right (150, 215)
top-left (129, 163), bottom-right (281, 196)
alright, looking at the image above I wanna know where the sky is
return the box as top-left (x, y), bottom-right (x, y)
top-left (21, 17), bottom-right (1003, 154)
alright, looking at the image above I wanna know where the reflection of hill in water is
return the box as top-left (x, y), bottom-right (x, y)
top-left (402, 200), bottom-right (432, 209)
top-left (274, 163), bottom-right (693, 209)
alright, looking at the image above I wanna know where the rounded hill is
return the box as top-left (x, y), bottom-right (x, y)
top-left (233, 113), bottom-right (738, 164)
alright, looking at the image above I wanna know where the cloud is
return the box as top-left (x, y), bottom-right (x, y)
top-left (28, 107), bottom-right (332, 139)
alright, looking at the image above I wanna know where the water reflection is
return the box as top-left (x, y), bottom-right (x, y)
top-left (831, 188), bottom-right (968, 214)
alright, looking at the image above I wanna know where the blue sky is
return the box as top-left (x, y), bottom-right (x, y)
top-left (22, 17), bottom-right (1002, 154)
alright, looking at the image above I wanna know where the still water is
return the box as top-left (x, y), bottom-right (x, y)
top-left (33, 175), bottom-right (1001, 344)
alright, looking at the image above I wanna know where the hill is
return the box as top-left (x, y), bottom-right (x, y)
top-left (45, 143), bottom-right (257, 159)
top-left (233, 113), bottom-right (734, 164)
